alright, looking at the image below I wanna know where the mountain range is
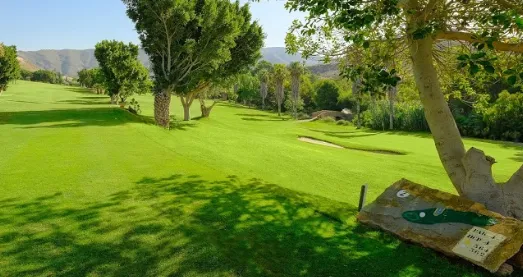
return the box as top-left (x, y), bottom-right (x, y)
top-left (17, 47), bottom-right (317, 77)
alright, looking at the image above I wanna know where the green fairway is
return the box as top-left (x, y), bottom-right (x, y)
top-left (1, 81), bottom-right (521, 276)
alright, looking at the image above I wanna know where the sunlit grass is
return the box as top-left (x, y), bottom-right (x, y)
top-left (0, 81), bottom-right (519, 276)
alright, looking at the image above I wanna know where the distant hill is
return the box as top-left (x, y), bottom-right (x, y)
top-left (307, 63), bottom-right (340, 78)
top-left (16, 57), bottom-right (40, 72)
top-left (17, 47), bottom-right (316, 77)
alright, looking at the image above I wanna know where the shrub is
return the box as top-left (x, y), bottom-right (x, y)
top-left (363, 100), bottom-right (429, 132)
top-left (336, 120), bottom-right (351, 126)
top-left (128, 98), bottom-right (141, 115)
top-left (319, 116), bottom-right (336, 123)
top-left (482, 91), bottom-right (523, 141)
top-left (297, 112), bottom-right (311, 120)
top-left (315, 80), bottom-right (341, 110)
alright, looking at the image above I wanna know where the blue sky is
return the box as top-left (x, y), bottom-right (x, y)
top-left (0, 0), bottom-right (304, 51)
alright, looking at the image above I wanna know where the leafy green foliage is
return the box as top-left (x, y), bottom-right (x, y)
top-left (0, 44), bottom-right (21, 92)
top-left (482, 91), bottom-right (523, 141)
top-left (363, 101), bottom-right (429, 132)
top-left (236, 73), bottom-right (259, 105)
top-left (31, 70), bottom-right (62, 84)
top-left (94, 40), bottom-right (151, 101)
top-left (123, 0), bottom-right (263, 96)
top-left (77, 68), bottom-right (106, 89)
top-left (19, 69), bottom-right (33, 81)
top-left (314, 80), bottom-right (341, 110)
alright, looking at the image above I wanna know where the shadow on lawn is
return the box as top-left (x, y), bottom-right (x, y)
top-left (0, 108), bottom-right (132, 128)
top-left (309, 129), bottom-right (379, 140)
top-left (0, 175), bottom-right (491, 276)
top-left (58, 99), bottom-right (111, 106)
top-left (0, 106), bottom-right (197, 131)
top-left (64, 87), bottom-right (94, 94)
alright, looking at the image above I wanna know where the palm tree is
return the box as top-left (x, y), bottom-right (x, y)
top-left (272, 64), bottom-right (288, 116)
top-left (258, 70), bottom-right (269, 110)
top-left (288, 62), bottom-right (304, 119)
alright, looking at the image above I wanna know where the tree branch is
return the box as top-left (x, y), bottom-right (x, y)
top-left (435, 31), bottom-right (523, 53)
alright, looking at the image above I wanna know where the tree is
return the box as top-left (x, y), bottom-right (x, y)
top-left (94, 40), bottom-right (151, 104)
top-left (352, 78), bottom-right (362, 128)
top-left (20, 69), bottom-right (33, 81)
top-left (315, 80), bottom-right (340, 110)
top-left (288, 62), bottom-right (304, 119)
top-left (258, 70), bottom-right (270, 109)
top-left (78, 68), bottom-right (94, 88)
top-left (123, 0), bottom-right (263, 126)
top-left (254, 61), bottom-right (274, 110)
top-left (272, 64), bottom-right (288, 116)
top-left (286, 0), bottom-right (523, 220)
top-left (31, 69), bottom-right (60, 84)
top-left (0, 44), bottom-right (20, 93)
top-left (236, 73), bottom-right (259, 105)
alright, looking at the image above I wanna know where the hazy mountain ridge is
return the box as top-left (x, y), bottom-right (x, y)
top-left (17, 47), bottom-right (316, 77)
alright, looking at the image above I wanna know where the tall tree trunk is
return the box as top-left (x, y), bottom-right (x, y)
top-left (262, 97), bottom-right (266, 110)
top-left (410, 36), bottom-right (467, 195)
top-left (352, 78), bottom-right (362, 129)
top-left (410, 36), bottom-right (523, 218)
top-left (154, 90), bottom-right (171, 128)
top-left (389, 86), bottom-right (396, 130)
top-left (180, 95), bottom-right (193, 121)
top-left (199, 97), bottom-right (217, 118)
top-left (356, 98), bottom-right (361, 129)
top-left (110, 94), bottom-right (118, 105)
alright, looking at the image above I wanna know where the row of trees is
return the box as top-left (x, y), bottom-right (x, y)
top-left (231, 60), bottom-right (354, 118)
top-left (21, 69), bottom-right (65, 84)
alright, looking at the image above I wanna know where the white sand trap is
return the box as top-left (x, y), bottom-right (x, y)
top-left (298, 137), bottom-right (344, 149)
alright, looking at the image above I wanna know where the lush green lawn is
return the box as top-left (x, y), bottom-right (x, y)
top-left (1, 81), bottom-right (521, 276)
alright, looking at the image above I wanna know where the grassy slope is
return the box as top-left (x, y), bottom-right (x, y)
top-left (1, 81), bottom-right (521, 276)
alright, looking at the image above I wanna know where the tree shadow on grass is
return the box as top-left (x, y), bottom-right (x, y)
top-left (308, 129), bottom-right (379, 139)
top-left (242, 117), bottom-right (290, 122)
top-left (64, 87), bottom-right (95, 94)
top-left (0, 175), bottom-right (492, 276)
top-left (58, 99), bottom-right (111, 106)
top-left (0, 106), bottom-right (198, 131)
top-left (0, 108), bottom-right (133, 129)
top-left (235, 113), bottom-right (271, 117)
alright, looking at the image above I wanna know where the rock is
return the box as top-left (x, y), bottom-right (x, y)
top-left (508, 249), bottom-right (523, 269)
top-left (357, 179), bottom-right (523, 273)
top-left (496, 263), bottom-right (514, 276)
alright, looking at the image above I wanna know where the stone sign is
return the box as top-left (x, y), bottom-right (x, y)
top-left (357, 179), bottom-right (523, 273)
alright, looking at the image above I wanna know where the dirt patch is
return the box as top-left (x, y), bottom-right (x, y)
top-left (298, 136), bottom-right (405, 155)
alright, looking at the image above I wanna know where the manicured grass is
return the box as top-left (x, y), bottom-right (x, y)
top-left (1, 81), bottom-right (521, 276)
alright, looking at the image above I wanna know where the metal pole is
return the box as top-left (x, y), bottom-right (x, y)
top-left (358, 184), bottom-right (368, 212)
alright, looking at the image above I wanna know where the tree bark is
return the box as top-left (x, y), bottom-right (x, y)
top-left (409, 35), bottom-right (523, 219)
top-left (199, 97), bottom-right (217, 118)
top-left (352, 78), bottom-right (362, 129)
top-left (389, 86), bottom-right (396, 130)
top-left (409, 36), bottom-right (467, 195)
top-left (110, 94), bottom-right (118, 105)
top-left (180, 96), bottom-right (192, 121)
top-left (154, 90), bottom-right (171, 128)
top-left (356, 98), bottom-right (361, 129)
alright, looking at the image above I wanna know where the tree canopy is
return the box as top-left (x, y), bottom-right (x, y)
top-left (0, 44), bottom-right (20, 92)
top-left (94, 40), bottom-right (151, 104)
top-left (123, 0), bottom-right (264, 124)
